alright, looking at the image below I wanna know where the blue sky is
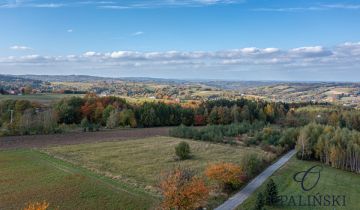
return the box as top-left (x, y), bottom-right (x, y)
top-left (0, 0), bottom-right (360, 81)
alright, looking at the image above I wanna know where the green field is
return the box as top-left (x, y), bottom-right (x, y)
top-left (45, 137), bottom-right (268, 192)
top-left (0, 137), bottom-right (268, 209)
top-left (238, 158), bottom-right (360, 210)
top-left (0, 94), bottom-right (84, 105)
top-left (0, 149), bottom-right (158, 210)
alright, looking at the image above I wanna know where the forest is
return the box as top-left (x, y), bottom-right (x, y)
top-left (1, 94), bottom-right (360, 173)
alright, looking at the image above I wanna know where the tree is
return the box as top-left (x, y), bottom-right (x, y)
top-left (160, 168), bottom-right (209, 210)
top-left (102, 105), bottom-right (115, 124)
top-left (55, 97), bottom-right (83, 124)
top-left (208, 107), bottom-right (219, 125)
top-left (265, 179), bottom-right (279, 205)
top-left (119, 109), bottom-right (137, 128)
top-left (80, 117), bottom-right (90, 132)
top-left (205, 162), bottom-right (245, 191)
top-left (264, 104), bottom-right (275, 122)
top-left (139, 103), bottom-right (159, 127)
top-left (175, 141), bottom-right (191, 160)
top-left (23, 201), bottom-right (49, 210)
top-left (106, 110), bottom-right (120, 129)
top-left (241, 153), bottom-right (263, 178)
top-left (181, 108), bottom-right (194, 126)
top-left (231, 105), bottom-right (241, 123)
top-left (254, 192), bottom-right (265, 210)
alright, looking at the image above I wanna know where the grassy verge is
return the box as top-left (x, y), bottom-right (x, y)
top-left (237, 157), bottom-right (360, 210)
top-left (0, 149), bottom-right (158, 210)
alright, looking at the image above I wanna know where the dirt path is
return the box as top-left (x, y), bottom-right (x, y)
top-left (215, 149), bottom-right (297, 210)
top-left (0, 127), bottom-right (170, 149)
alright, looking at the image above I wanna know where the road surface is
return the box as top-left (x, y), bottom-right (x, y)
top-left (215, 149), bottom-right (297, 210)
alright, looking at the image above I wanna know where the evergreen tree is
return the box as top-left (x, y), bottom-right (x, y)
top-left (265, 178), bottom-right (279, 205)
top-left (254, 192), bottom-right (265, 210)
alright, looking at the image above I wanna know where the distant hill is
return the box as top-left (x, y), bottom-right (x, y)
top-left (0, 74), bottom-right (41, 83)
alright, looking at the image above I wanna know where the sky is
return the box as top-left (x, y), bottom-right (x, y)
top-left (0, 0), bottom-right (359, 81)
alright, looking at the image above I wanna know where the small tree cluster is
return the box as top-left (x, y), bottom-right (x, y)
top-left (159, 168), bottom-right (209, 210)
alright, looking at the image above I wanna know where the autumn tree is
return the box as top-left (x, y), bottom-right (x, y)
top-left (106, 110), bottom-right (120, 129)
top-left (160, 168), bottom-right (209, 210)
top-left (23, 201), bottom-right (49, 210)
top-left (205, 162), bottom-right (245, 191)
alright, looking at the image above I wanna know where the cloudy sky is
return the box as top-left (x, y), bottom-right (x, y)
top-left (1, 0), bottom-right (360, 81)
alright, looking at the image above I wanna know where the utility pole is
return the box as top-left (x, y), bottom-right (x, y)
top-left (10, 109), bottom-right (14, 124)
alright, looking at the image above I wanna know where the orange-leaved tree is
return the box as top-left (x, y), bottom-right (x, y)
top-left (205, 162), bottom-right (246, 191)
top-left (159, 168), bottom-right (209, 210)
top-left (23, 201), bottom-right (49, 210)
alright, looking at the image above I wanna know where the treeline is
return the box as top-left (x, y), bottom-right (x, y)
top-left (170, 122), bottom-right (265, 143)
top-left (0, 95), bottom-right (291, 136)
top-left (296, 123), bottom-right (360, 173)
top-left (170, 122), bottom-right (299, 154)
top-left (285, 107), bottom-right (360, 132)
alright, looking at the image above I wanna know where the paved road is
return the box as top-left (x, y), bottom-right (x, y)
top-left (215, 149), bottom-right (297, 210)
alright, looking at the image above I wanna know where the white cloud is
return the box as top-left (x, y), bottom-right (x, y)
top-left (252, 4), bottom-right (360, 12)
top-left (1, 42), bottom-right (360, 80)
top-left (0, 0), bottom-right (244, 9)
top-left (33, 3), bottom-right (64, 8)
top-left (10, 45), bottom-right (32, 51)
top-left (290, 46), bottom-right (332, 57)
top-left (132, 31), bottom-right (144, 36)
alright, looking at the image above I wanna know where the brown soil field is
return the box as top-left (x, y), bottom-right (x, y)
top-left (0, 127), bottom-right (170, 149)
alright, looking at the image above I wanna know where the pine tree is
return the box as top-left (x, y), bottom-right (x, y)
top-left (253, 192), bottom-right (265, 210)
top-left (265, 178), bottom-right (279, 205)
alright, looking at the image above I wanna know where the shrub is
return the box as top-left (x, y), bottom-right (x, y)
top-left (241, 153), bottom-right (264, 178)
top-left (175, 141), bottom-right (191, 160)
top-left (23, 201), bottom-right (49, 210)
top-left (80, 118), bottom-right (90, 132)
top-left (160, 168), bottom-right (209, 210)
top-left (205, 162), bottom-right (245, 192)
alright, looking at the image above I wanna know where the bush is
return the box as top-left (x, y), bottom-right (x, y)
top-left (159, 168), bottom-right (209, 210)
top-left (205, 162), bottom-right (245, 192)
top-left (175, 141), bottom-right (191, 160)
top-left (23, 201), bottom-right (49, 210)
top-left (241, 153), bottom-right (264, 178)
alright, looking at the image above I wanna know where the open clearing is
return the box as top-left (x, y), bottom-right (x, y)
top-left (45, 137), bottom-right (269, 193)
top-left (0, 149), bottom-right (158, 210)
top-left (237, 157), bottom-right (360, 210)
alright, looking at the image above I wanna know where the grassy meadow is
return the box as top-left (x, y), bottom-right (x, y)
top-left (238, 157), bottom-right (360, 210)
top-left (44, 137), bottom-right (269, 192)
top-left (0, 149), bottom-right (158, 210)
